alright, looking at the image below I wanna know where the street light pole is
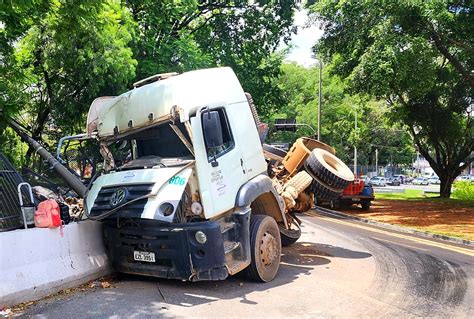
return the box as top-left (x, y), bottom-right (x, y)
top-left (354, 109), bottom-right (357, 175)
top-left (375, 148), bottom-right (378, 175)
top-left (316, 59), bottom-right (323, 141)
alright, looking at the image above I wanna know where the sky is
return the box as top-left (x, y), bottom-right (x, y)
top-left (283, 9), bottom-right (324, 67)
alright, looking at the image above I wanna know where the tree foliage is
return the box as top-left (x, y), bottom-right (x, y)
top-left (1, 0), bottom-right (296, 166)
top-left (310, 0), bottom-right (473, 197)
top-left (1, 1), bottom-right (137, 164)
top-left (127, 0), bottom-right (296, 118)
top-left (271, 62), bottom-right (414, 167)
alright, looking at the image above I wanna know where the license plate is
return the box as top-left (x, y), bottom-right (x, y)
top-left (133, 251), bottom-right (155, 263)
top-left (353, 197), bottom-right (360, 201)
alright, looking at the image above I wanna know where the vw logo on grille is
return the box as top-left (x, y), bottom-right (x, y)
top-left (109, 188), bottom-right (127, 207)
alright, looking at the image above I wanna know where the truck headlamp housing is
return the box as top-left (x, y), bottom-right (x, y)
top-left (158, 202), bottom-right (174, 216)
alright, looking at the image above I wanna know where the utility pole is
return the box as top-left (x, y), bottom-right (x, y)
top-left (354, 109), bottom-right (357, 175)
top-left (416, 151), bottom-right (420, 176)
top-left (375, 148), bottom-right (378, 176)
top-left (316, 60), bottom-right (323, 141)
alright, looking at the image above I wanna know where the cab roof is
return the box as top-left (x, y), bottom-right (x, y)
top-left (89, 67), bottom-right (247, 138)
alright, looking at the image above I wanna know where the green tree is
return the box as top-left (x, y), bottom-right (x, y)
top-left (311, 0), bottom-right (473, 197)
top-left (273, 62), bottom-right (414, 167)
top-left (3, 1), bottom-right (136, 162)
top-left (125, 0), bottom-right (296, 118)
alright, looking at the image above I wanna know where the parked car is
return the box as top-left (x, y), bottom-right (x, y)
top-left (393, 174), bottom-right (406, 184)
top-left (369, 176), bottom-right (387, 187)
top-left (405, 176), bottom-right (414, 184)
top-left (456, 175), bottom-right (473, 182)
top-left (429, 176), bottom-right (440, 184)
top-left (387, 176), bottom-right (401, 186)
top-left (413, 177), bottom-right (429, 185)
top-left (360, 175), bottom-right (371, 184)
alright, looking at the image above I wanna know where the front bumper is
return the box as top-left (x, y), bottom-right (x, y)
top-left (102, 219), bottom-right (228, 281)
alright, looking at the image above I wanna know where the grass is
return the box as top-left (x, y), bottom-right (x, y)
top-left (376, 188), bottom-right (474, 206)
top-left (376, 189), bottom-right (428, 200)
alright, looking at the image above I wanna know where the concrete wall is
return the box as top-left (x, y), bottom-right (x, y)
top-left (0, 221), bottom-right (111, 307)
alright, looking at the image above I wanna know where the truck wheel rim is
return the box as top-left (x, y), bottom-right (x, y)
top-left (260, 232), bottom-right (278, 267)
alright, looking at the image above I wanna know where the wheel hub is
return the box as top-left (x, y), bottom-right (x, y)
top-left (260, 232), bottom-right (278, 266)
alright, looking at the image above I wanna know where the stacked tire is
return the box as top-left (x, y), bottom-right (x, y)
top-left (305, 148), bottom-right (354, 200)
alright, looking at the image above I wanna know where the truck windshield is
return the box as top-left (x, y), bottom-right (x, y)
top-left (107, 122), bottom-right (193, 169)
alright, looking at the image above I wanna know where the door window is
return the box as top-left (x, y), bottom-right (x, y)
top-left (202, 108), bottom-right (234, 161)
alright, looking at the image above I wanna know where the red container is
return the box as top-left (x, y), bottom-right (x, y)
top-left (35, 199), bottom-right (62, 228)
top-left (342, 178), bottom-right (365, 196)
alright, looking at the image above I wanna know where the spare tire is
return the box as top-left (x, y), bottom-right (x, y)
top-left (309, 179), bottom-right (343, 200)
top-left (306, 148), bottom-right (354, 190)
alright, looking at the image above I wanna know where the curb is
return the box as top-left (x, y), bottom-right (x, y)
top-left (313, 206), bottom-right (474, 248)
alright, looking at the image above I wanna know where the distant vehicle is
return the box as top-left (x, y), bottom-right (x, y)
top-left (413, 177), bottom-right (429, 185)
top-left (360, 175), bottom-right (371, 184)
top-left (369, 176), bottom-right (386, 187)
top-left (429, 176), bottom-right (440, 184)
top-left (456, 175), bottom-right (473, 182)
top-left (405, 176), bottom-right (414, 184)
top-left (393, 174), bottom-right (406, 184)
top-left (318, 179), bottom-right (375, 211)
top-left (387, 176), bottom-right (401, 186)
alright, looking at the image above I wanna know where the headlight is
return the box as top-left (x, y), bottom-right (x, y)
top-left (195, 231), bottom-right (207, 244)
top-left (158, 202), bottom-right (174, 216)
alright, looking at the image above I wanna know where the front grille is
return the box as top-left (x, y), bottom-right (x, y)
top-left (90, 183), bottom-right (154, 218)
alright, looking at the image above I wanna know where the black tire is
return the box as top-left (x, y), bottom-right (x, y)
top-left (244, 215), bottom-right (281, 282)
top-left (305, 149), bottom-right (353, 190)
top-left (278, 221), bottom-right (301, 246)
top-left (361, 201), bottom-right (371, 210)
top-left (308, 178), bottom-right (343, 200)
top-left (314, 196), bottom-right (320, 206)
top-left (329, 199), bottom-right (340, 210)
top-left (263, 144), bottom-right (287, 158)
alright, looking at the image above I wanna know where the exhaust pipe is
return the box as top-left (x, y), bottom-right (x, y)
top-left (8, 119), bottom-right (87, 197)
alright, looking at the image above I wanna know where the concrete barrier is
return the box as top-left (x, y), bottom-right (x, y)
top-left (0, 221), bottom-right (111, 307)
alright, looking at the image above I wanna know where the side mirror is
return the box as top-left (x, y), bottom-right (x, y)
top-left (202, 110), bottom-right (224, 148)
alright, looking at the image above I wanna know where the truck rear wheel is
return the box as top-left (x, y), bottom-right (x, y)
top-left (306, 148), bottom-right (354, 190)
top-left (329, 199), bottom-right (340, 210)
top-left (244, 215), bottom-right (281, 282)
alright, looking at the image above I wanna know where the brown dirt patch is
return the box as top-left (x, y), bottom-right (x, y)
top-left (339, 199), bottom-right (474, 241)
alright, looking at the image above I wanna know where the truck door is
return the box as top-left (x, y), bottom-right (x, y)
top-left (191, 105), bottom-right (247, 218)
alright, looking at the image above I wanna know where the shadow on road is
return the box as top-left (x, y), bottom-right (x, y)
top-left (291, 242), bottom-right (372, 260)
top-left (23, 242), bottom-right (372, 318)
top-left (88, 241), bottom-right (372, 313)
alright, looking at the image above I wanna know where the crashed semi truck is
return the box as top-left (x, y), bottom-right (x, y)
top-left (18, 67), bottom-right (355, 282)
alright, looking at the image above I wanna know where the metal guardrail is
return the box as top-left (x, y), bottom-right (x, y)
top-left (0, 153), bottom-right (31, 231)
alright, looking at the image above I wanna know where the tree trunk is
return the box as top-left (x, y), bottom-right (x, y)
top-left (439, 174), bottom-right (454, 198)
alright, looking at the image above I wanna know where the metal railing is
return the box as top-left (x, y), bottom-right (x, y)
top-left (0, 153), bottom-right (33, 231)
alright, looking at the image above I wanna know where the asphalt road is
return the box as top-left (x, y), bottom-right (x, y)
top-left (22, 212), bottom-right (474, 318)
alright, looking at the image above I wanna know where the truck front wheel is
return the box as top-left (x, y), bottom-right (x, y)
top-left (244, 215), bottom-right (281, 282)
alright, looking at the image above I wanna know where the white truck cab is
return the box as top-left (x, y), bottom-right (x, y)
top-left (83, 67), bottom-right (353, 282)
